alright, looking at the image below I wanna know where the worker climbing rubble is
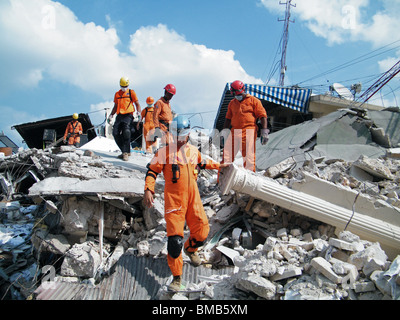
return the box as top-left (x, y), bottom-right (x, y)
top-left (3, 106), bottom-right (400, 301)
top-left (108, 76), bottom-right (142, 161)
top-left (140, 96), bottom-right (157, 153)
top-left (152, 84), bottom-right (176, 146)
top-left (221, 80), bottom-right (269, 172)
top-left (63, 113), bottom-right (83, 147)
top-left (143, 115), bottom-right (230, 292)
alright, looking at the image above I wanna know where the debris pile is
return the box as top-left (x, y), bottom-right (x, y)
top-left (0, 130), bottom-right (399, 300)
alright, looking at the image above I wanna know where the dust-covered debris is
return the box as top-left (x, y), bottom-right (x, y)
top-left (1, 134), bottom-right (400, 300)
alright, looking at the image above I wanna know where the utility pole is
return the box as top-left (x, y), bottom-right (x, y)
top-left (278, 0), bottom-right (296, 87)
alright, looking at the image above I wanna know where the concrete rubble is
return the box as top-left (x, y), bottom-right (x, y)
top-left (0, 111), bottom-right (400, 300)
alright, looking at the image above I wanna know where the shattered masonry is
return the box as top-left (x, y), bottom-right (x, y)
top-left (1, 108), bottom-right (400, 300)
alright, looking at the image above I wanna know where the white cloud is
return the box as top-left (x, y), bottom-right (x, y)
top-left (0, 0), bottom-right (260, 135)
top-left (0, 0), bottom-right (123, 96)
top-left (259, 0), bottom-right (400, 47)
top-left (127, 24), bottom-right (260, 117)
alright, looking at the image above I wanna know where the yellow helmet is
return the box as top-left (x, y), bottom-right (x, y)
top-left (72, 113), bottom-right (79, 120)
top-left (120, 77), bottom-right (129, 87)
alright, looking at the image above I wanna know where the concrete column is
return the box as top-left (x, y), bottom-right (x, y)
top-left (219, 164), bottom-right (400, 258)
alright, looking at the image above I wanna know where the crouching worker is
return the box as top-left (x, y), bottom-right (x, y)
top-left (143, 115), bottom-right (230, 292)
top-left (63, 113), bottom-right (83, 147)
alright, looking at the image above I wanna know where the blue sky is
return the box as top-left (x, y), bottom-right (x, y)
top-left (1, 0), bottom-right (400, 147)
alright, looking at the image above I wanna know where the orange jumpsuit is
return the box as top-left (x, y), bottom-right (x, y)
top-left (63, 120), bottom-right (83, 146)
top-left (145, 142), bottom-right (220, 276)
top-left (141, 106), bottom-right (156, 152)
top-left (153, 97), bottom-right (173, 145)
top-left (223, 95), bottom-right (267, 172)
top-left (114, 89), bottom-right (138, 115)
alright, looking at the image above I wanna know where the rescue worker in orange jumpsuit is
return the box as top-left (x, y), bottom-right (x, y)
top-left (221, 80), bottom-right (269, 172)
top-left (140, 96), bottom-right (156, 153)
top-left (108, 77), bottom-right (141, 161)
top-left (152, 84), bottom-right (176, 146)
top-left (63, 113), bottom-right (83, 147)
top-left (144, 115), bottom-right (230, 292)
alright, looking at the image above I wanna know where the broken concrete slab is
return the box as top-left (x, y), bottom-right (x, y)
top-left (59, 197), bottom-right (130, 242)
top-left (4, 128), bottom-right (400, 300)
top-left (367, 108), bottom-right (400, 148)
top-left (29, 176), bottom-right (144, 199)
top-left (256, 109), bottom-right (350, 171)
top-left (255, 109), bottom-right (392, 171)
top-left (143, 197), bottom-right (164, 230)
top-left (60, 241), bottom-right (101, 278)
top-left (353, 155), bottom-right (394, 180)
top-left (348, 243), bottom-right (388, 276)
top-left (386, 147), bottom-right (400, 158)
top-left (31, 229), bottom-right (71, 255)
top-left (236, 273), bottom-right (276, 300)
top-left (311, 257), bottom-right (342, 284)
top-left (270, 266), bottom-right (302, 281)
top-left (214, 203), bottom-right (240, 223)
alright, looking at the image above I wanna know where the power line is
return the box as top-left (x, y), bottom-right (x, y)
top-left (296, 39), bottom-right (400, 86)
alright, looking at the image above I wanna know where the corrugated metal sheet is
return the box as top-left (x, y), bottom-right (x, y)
top-left (213, 83), bottom-right (312, 131)
top-left (34, 254), bottom-right (234, 300)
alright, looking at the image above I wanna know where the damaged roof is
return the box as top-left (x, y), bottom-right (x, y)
top-left (35, 255), bottom-right (235, 300)
top-left (12, 113), bottom-right (97, 149)
top-left (0, 133), bottom-right (19, 154)
top-left (255, 107), bottom-right (400, 171)
top-left (213, 83), bottom-right (312, 132)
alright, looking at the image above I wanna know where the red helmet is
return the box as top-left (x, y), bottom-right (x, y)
top-left (164, 84), bottom-right (176, 95)
top-left (230, 80), bottom-right (245, 95)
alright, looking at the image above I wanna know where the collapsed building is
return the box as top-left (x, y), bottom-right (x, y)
top-left (1, 104), bottom-right (400, 300)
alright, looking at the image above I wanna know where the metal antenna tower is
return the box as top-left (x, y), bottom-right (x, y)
top-left (278, 0), bottom-right (296, 87)
top-left (355, 59), bottom-right (400, 108)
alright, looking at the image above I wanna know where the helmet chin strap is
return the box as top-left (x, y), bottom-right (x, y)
top-left (176, 134), bottom-right (189, 147)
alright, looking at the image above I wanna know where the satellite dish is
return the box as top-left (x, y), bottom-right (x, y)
top-left (331, 83), bottom-right (354, 100)
top-left (351, 83), bottom-right (362, 94)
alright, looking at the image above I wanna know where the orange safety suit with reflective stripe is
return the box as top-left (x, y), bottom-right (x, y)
top-left (63, 120), bottom-right (83, 145)
top-left (145, 142), bottom-right (220, 276)
top-left (153, 97), bottom-right (173, 145)
top-left (114, 89), bottom-right (138, 115)
top-left (223, 95), bottom-right (267, 172)
top-left (141, 106), bottom-right (156, 152)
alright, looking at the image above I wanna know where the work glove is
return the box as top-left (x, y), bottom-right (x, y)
top-left (153, 127), bottom-right (163, 142)
top-left (260, 128), bottom-right (270, 145)
top-left (107, 114), bottom-right (113, 124)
